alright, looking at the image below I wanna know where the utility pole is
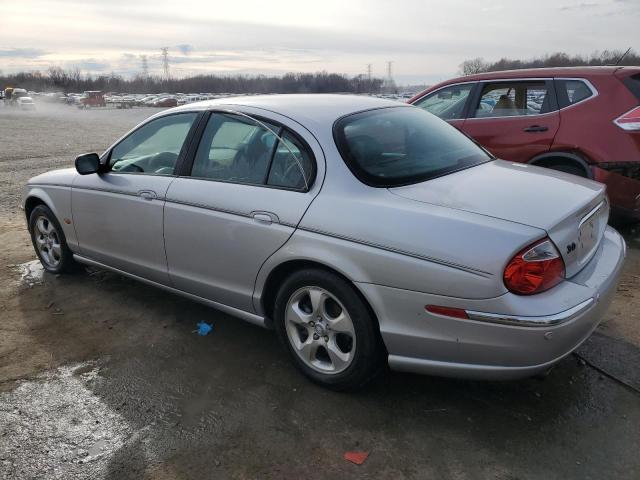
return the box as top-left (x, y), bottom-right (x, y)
top-left (385, 60), bottom-right (396, 93)
top-left (140, 55), bottom-right (149, 78)
top-left (160, 47), bottom-right (170, 81)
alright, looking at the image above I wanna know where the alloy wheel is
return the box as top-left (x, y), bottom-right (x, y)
top-left (33, 215), bottom-right (62, 268)
top-left (285, 286), bottom-right (356, 374)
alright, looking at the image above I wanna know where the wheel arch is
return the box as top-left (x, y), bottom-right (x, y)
top-left (24, 193), bottom-right (55, 226)
top-left (258, 259), bottom-right (382, 337)
top-left (528, 151), bottom-right (593, 179)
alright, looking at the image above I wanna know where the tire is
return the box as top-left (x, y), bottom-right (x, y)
top-left (28, 205), bottom-right (78, 274)
top-left (273, 269), bottom-right (384, 391)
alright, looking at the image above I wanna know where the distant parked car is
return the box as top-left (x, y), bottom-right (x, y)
top-left (79, 91), bottom-right (106, 108)
top-left (410, 67), bottom-right (640, 222)
top-left (153, 96), bottom-right (178, 107)
top-left (17, 96), bottom-right (35, 110)
top-left (23, 95), bottom-right (625, 390)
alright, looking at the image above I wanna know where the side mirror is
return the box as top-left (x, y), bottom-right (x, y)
top-left (75, 153), bottom-right (101, 175)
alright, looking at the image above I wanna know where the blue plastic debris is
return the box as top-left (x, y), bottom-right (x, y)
top-left (196, 321), bottom-right (213, 336)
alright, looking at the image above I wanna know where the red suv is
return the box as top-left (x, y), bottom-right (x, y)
top-left (409, 67), bottom-right (640, 221)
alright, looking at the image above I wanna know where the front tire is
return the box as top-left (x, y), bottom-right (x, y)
top-left (273, 269), bottom-right (384, 391)
top-left (29, 205), bottom-right (77, 274)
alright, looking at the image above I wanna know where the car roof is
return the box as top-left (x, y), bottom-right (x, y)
top-left (409, 66), bottom-right (640, 102)
top-left (169, 94), bottom-right (408, 126)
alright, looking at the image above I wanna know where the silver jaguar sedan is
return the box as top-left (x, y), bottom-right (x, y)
top-left (23, 94), bottom-right (626, 390)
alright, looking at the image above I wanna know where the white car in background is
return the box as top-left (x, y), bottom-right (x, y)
top-left (17, 96), bottom-right (36, 110)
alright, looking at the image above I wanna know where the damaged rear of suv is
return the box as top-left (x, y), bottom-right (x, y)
top-left (410, 66), bottom-right (640, 222)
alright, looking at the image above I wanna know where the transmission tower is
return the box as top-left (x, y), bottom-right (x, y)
top-left (366, 63), bottom-right (372, 81)
top-left (140, 55), bottom-right (149, 77)
top-left (160, 47), bottom-right (170, 81)
top-left (384, 60), bottom-right (396, 93)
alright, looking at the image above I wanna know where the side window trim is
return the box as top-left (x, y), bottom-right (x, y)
top-left (180, 109), bottom-right (317, 192)
top-left (104, 111), bottom-right (203, 176)
top-left (468, 79), bottom-right (558, 119)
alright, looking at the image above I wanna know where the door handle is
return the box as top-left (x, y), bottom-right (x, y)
top-left (251, 211), bottom-right (278, 224)
top-left (138, 190), bottom-right (157, 201)
top-left (523, 125), bottom-right (548, 133)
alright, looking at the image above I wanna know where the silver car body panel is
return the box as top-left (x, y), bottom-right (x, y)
top-left (22, 94), bottom-right (626, 380)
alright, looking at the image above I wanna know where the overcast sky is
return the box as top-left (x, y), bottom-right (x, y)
top-left (0, 0), bottom-right (638, 84)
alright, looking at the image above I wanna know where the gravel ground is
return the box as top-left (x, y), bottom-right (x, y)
top-left (1, 103), bottom-right (640, 479)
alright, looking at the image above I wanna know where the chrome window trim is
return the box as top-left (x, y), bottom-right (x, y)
top-left (466, 298), bottom-right (594, 327)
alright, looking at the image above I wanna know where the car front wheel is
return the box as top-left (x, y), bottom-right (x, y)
top-left (274, 269), bottom-right (384, 391)
top-left (29, 204), bottom-right (77, 274)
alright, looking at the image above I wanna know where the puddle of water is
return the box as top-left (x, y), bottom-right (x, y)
top-left (11, 259), bottom-right (45, 287)
top-left (0, 362), bottom-right (135, 479)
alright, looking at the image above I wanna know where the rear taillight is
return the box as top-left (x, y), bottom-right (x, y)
top-left (613, 106), bottom-right (640, 131)
top-left (504, 238), bottom-right (565, 295)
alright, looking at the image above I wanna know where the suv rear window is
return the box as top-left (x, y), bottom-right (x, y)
top-left (555, 79), bottom-right (594, 108)
top-left (622, 74), bottom-right (640, 101)
top-left (334, 107), bottom-right (491, 187)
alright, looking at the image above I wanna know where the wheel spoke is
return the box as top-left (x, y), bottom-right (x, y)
top-left (327, 312), bottom-right (354, 335)
top-left (308, 288), bottom-right (327, 316)
top-left (288, 302), bottom-right (311, 325)
top-left (35, 235), bottom-right (46, 247)
top-left (36, 217), bottom-right (49, 235)
top-left (51, 244), bottom-right (62, 259)
top-left (296, 337), bottom-right (319, 362)
top-left (326, 340), bottom-right (351, 371)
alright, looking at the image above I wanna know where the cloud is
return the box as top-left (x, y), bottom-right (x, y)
top-left (0, 48), bottom-right (49, 58)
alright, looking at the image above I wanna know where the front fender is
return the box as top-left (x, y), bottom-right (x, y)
top-left (23, 185), bottom-right (77, 250)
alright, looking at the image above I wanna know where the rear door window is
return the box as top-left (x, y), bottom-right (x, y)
top-left (413, 83), bottom-right (474, 120)
top-left (473, 81), bottom-right (554, 117)
top-left (555, 79), bottom-right (594, 108)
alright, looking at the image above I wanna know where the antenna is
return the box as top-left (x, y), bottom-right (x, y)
top-left (386, 60), bottom-right (393, 82)
top-left (366, 63), bottom-right (372, 81)
top-left (160, 47), bottom-right (170, 80)
top-left (140, 55), bottom-right (149, 77)
top-left (614, 47), bottom-right (632, 66)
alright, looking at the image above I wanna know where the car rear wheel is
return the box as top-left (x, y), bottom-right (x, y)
top-left (29, 205), bottom-right (77, 274)
top-left (273, 269), bottom-right (384, 391)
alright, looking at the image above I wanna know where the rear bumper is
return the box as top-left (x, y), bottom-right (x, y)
top-left (358, 227), bottom-right (626, 380)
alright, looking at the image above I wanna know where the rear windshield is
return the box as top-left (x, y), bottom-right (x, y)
top-left (334, 106), bottom-right (491, 187)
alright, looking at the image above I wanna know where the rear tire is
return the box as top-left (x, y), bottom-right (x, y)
top-left (273, 269), bottom-right (384, 391)
top-left (28, 205), bottom-right (78, 274)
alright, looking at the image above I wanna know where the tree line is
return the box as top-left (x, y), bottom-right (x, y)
top-left (459, 49), bottom-right (639, 76)
top-left (0, 67), bottom-right (384, 94)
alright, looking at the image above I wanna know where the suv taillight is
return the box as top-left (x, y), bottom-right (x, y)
top-left (614, 106), bottom-right (640, 132)
top-left (504, 238), bottom-right (565, 295)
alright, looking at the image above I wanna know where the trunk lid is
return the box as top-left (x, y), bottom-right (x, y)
top-left (389, 160), bottom-right (609, 278)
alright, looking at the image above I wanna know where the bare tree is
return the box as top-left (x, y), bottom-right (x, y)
top-left (459, 58), bottom-right (489, 76)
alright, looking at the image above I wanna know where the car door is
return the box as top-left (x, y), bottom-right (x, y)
top-left (163, 110), bottom-right (323, 313)
top-left (461, 79), bottom-right (559, 163)
top-left (411, 82), bottom-right (476, 130)
top-left (72, 111), bottom-right (200, 284)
